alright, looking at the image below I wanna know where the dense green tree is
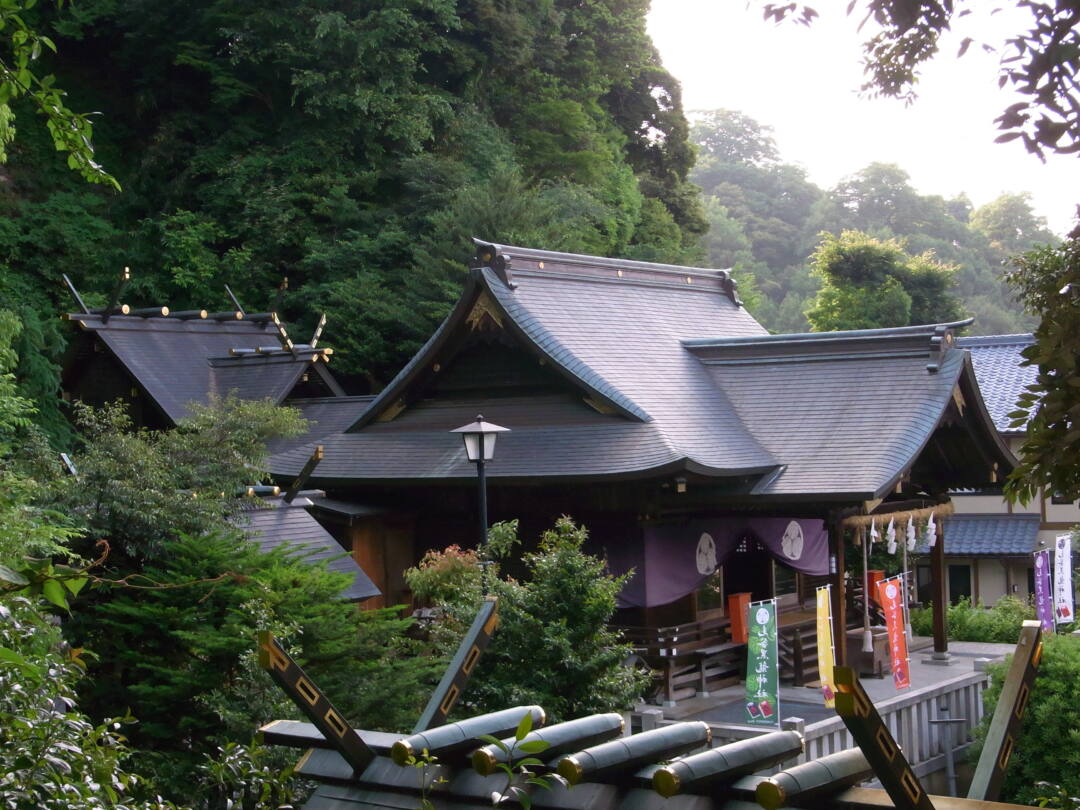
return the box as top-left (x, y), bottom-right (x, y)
top-left (806, 230), bottom-right (963, 331)
top-left (1004, 236), bottom-right (1080, 504)
top-left (0, 0), bottom-right (706, 393)
top-left (970, 192), bottom-right (1056, 257)
top-left (406, 517), bottom-right (648, 723)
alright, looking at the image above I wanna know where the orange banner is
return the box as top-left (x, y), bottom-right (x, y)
top-left (877, 576), bottom-right (910, 690)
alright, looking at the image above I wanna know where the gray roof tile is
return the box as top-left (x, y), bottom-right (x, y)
top-left (957, 334), bottom-right (1036, 434)
top-left (237, 497), bottom-right (381, 601)
top-left (70, 314), bottom-right (322, 423)
top-left (269, 245), bottom-right (1010, 496)
top-left (916, 513), bottom-right (1040, 556)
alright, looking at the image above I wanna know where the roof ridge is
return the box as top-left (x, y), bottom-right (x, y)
top-left (472, 239), bottom-right (745, 306)
top-left (956, 333), bottom-right (1034, 346)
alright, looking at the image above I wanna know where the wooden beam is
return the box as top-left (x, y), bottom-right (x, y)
top-left (282, 445), bottom-right (323, 504)
top-left (968, 621), bottom-right (1043, 801)
top-left (833, 666), bottom-right (934, 810)
top-left (412, 597), bottom-right (499, 733)
top-left (102, 266), bottom-right (131, 324)
top-left (62, 274), bottom-right (89, 314)
top-left (257, 631), bottom-right (375, 774)
top-left (829, 512), bottom-right (848, 668)
top-left (932, 519), bottom-right (948, 656)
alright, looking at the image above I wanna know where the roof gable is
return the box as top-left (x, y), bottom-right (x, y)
top-left (68, 313), bottom-right (335, 423)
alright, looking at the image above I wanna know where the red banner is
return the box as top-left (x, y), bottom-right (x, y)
top-left (877, 577), bottom-right (910, 690)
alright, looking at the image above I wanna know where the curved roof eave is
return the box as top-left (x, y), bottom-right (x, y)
top-left (346, 275), bottom-right (483, 431)
top-left (274, 454), bottom-right (780, 487)
top-left (870, 350), bottom-right (1016, 501)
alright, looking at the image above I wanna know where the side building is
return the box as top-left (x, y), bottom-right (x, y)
top-left (919, 334), bottom-right (1080, 606)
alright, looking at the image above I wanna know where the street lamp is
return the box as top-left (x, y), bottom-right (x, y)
top-left (451, 415), bottom-right (510, 547)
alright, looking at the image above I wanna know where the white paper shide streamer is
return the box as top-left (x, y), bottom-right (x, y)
top-left (924, 512), bottom-right (937, 548)
top-left (886, 518), bottom-right (897, 554)
top-left (906, 516), bottom-right (917, 551)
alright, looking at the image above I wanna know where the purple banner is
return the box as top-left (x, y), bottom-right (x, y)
top-left (610, 518), bottom-right (828, 608)
top-left (1034, 548), bottom-right (1054, 633)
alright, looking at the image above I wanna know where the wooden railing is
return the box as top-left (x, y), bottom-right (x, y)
top-left (616, 616), bottom-right (745, 705)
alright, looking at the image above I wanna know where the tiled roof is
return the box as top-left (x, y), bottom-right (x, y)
top-left (691, 326), bottom-right (973, 496)
top-left (68, 313), bottom-right (327, 423)
top-left (237, 495), bottom-right (380, 601)
top-left (268, 397), bottom-right (376, 457)
top-left (268, 244), bottom-right (1012, 497)
top-left (957, 334), bottom-right (1036, 435)
top-left (916, 513), bottom-right (1040, 556)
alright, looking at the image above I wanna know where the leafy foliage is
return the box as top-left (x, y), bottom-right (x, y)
top-left (0, 595), bottom-right (172, 810)
top-left (759, 2), bottom-right (1080, 160)
top-left (909, 596), bottom-right (1035, 643)
top-left (409, 517), bottom-right (648, 723)
top-left (690, 114), bottom-right (1042, 335)
top-left (0, 0), bottom-right (706, 393)
top-left (806, 230), bottom-right (962, 331)
top-left (0, 1), bottom-right (117, 188)
top-left (1004, 239), bottom-right (1080, 503)
top-left (45, 397), bottom-right (305, 561)
top-left (478, 710), bottom-right (565, 810)
top-left (972, 634), bottom-right (1080, 804)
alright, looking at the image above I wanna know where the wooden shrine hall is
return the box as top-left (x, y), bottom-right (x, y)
top-left (56, 246), bottom-right (1015, 681)
top-left (263, 240), bottom-right (1014, 672)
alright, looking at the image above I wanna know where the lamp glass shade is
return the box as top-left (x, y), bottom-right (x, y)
top-left (461, 431), bottom-right (497, 462)
top-left (451, 416), bottom-right (510, 463)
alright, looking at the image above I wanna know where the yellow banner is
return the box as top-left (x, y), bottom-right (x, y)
top-left (816, 586), bottom-right (836, 707)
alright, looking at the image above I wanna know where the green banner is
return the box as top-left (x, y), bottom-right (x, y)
top-left (744, 599), bottom-right (779, 726)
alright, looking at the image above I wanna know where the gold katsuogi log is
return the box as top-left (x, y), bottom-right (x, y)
top-left (653, 730), bottom-right (804, 797)
top-left (755, 747), bottom-right (871, 810)
top-left (168, 309), bottom-right (208, 319)
top-left (556, 722), bottom-right (712, 785)
top-left (391, 706), bottom-right (546, 766)
top-left (129, 306), bottom-right (169, 317)
top-left (472, 713), bottom-right (625, 775)
top-left (207, 310), bottom-right (243, 320)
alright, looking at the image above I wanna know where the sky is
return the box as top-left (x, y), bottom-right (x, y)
top-left (647, 1), bottom-right (1080, 236)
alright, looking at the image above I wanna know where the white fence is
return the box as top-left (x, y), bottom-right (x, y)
top-left (637, 669), bottom-right (990, 777)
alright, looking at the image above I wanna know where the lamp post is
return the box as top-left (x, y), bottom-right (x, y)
top-left (451, 415), bottom-right (510, 548)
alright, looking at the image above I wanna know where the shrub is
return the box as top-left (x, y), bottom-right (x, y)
top-left (0, 596), bottom-right (174, 810)
top-left (910, 596), bottom-right (1036, 644)
top-left (972, 634), bottom-right (1080, 805)
top-left (410, 517), bottom-right (649, 723)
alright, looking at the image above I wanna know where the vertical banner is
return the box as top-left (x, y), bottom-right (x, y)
top-left (744, 599), bottom-right (779, 726)
top-left (877, 576), bottom-right (911, 690)
top-left (815, 586), bottom-right (836, 707)
top-left (1034, 548), bottom-right (1055, 633)
top-left (1054, 534), bottom-right (1074, 624)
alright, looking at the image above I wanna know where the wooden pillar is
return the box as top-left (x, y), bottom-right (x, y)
top-left (829, 513), bottom-right (848, 667)
top-left (931, 518), bottom-right (948, 655)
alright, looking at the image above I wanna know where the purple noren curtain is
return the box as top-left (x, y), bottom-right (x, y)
top-left (609, 518), bottom-right (827, 608)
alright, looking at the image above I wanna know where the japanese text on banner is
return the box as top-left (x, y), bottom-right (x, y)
top-left (744, 599), bottom-right (779, 726)
top-left (877, 576), bottom-right (910, 690)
